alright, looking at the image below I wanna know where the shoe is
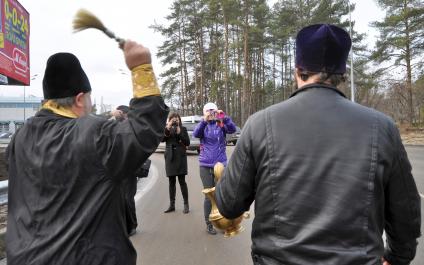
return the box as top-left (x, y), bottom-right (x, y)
top-left (183, 204), bottom-right (189, 214)
top-left (206, 223), bottom-right (217, 235)
top-left (164, 204), bottom-right (175, 213)
top-left (128, 228), bottom-right (137, 237)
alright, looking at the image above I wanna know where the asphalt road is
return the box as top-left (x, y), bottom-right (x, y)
top-left (406, 146), bottom-right (424, 265)
top-left (131, 148), bottom-right (253, 265)
top-left (132, 146), bottom-right (424, 265)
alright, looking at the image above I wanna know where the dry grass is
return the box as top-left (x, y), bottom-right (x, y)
top-left (399, 125), bottom-right (424, 145)
top-left (401, 132), bottom-right (424, 145)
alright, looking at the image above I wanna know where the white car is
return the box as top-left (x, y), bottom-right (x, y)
top-left (157, 115), bottom-right (202, 154)
top-left (226, 126), bottom-right (241, 145)
top-left (182, 121), bottom-right (201, 154)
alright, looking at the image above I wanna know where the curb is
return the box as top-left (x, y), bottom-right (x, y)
top-left (404, 144), bottom-right (424, 147)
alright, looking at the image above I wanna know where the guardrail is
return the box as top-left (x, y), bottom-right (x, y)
top-left (0, 139), bottom-right (10, 145)
top-left (0, 146), bottom-right (7, 183)
top-left (0, 181), bottom-right (7, 205)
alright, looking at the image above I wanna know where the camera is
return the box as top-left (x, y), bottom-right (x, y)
top-left (172, 121), bottom-right (178, 126)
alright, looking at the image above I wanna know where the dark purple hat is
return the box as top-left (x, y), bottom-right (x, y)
top-left (295, 24), bottom-right (351, 74)
top-left (42, 53), bottom-right (91, 99)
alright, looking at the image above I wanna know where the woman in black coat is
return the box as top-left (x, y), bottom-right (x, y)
top-left (163, 112), bottom-right (190, 213)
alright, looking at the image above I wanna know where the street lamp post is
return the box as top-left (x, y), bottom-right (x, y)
top-left (348, 1), bottom-right (355, 102)
top-left (23, 74), bottom-right (39, 122)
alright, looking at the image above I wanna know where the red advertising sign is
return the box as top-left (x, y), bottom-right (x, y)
top-left (0, 0), bottom-right (29, 85)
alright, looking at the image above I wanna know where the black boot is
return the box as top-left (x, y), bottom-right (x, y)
top-left (164, 202), bottom-right (175, 213)
top-left (180, 182), bottom-right (189, 214)
top-left (183, 203), bottom-right (189, 214)
top-left (164, 180), bottom-right (176, 213)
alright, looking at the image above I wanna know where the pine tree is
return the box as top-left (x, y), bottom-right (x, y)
top-left (372, 0), bottom-right (424, 124)
top-left (153, 0), bottom-right (384, 126)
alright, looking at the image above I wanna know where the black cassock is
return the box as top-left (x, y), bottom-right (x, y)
top-left (6, 96), bottom-right (168, 265)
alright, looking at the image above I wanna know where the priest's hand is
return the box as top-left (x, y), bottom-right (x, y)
top-left (110, 109), bottom-right (124, 119)
top-left (123, 40), bottom-right (152, 70)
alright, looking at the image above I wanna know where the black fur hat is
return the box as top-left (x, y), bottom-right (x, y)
top-left (42, 53), bottom-right (91, 99)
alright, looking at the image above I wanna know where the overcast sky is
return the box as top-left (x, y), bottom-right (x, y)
top-left (0, 0), bottom-right (384, 109)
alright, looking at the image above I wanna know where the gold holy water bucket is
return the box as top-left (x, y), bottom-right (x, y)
top-left (202, 162), bottom-right (249, 237)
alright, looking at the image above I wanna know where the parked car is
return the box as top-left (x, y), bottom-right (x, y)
top-left (182, 121), bottom-right (201, 153)
top-left (183, 116), bottom-right (240, 148)
top-left (226, 126), bottom-right (241, 145)
top-left (156, 115), bottom-right (240, 152)
top-left (181, 115), bottom-right (202, 123)
top-left (156, 116), bottom-right (202, 154)
top-left (0, 132), bottom-right (13, 139)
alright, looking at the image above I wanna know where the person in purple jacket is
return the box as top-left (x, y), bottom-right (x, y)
top-left (193, 102), bottom-right (236, 234)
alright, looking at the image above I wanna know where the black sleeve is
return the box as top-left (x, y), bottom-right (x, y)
top-left (179, 126), bottom-right (190, 146)
top-left (383, 125), bottom-right (421, 265)
top-left (162, 127), bottom-right (170, 142)
top-left (95, 96), bottom-right (169, 180)
top-left (215, 116), bottom-right (256, 219)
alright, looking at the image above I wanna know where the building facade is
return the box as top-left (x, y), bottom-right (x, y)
top-left (0, 96), bottom-right (43, 133)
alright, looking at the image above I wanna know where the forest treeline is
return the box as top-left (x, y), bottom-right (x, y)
top-left (152, 0), bottom-right (424, 127)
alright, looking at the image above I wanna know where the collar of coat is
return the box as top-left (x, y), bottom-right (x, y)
top-left (290, 83), bottom-right (347, 98)
top-left (41, 100), bottom-right (78, 119)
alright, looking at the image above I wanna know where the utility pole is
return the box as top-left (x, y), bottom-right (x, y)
top-left (24, 74), bottom-right (39, 122)
top-left (348, 1), bottom-right (355, 102)
top-left (23, 85), bottom-right (26, 121)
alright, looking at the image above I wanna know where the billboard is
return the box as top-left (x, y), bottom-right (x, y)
top-left (0, 0), bottom-right (29, 85)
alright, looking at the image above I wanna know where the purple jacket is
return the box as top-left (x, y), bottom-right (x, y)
top-left (193, 117), bottom-right (236, 167)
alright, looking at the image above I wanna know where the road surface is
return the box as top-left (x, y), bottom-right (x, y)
top-left (407, 146), bottom-right (424, 265)
top-left (131, 148), bottom-right (253, 265)
top-left (131, 146), bottom-right (423, 265)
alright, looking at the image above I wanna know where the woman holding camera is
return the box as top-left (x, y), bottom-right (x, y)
top-left (193, 102), bottom-right (236, 234)
top-left (163, 112), bottom-right (190, 214)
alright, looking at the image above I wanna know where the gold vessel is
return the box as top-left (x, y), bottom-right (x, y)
top-left (202, 162), bottom-right (249, 237)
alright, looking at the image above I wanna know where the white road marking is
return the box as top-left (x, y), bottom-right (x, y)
top-left (134, 164), bottom-right (158, 202)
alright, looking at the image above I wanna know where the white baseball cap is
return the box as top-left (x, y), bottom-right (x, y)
top-left (203, 102), bottom-right (218, 113)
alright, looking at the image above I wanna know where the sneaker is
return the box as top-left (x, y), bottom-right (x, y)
top-left (206, 223), bottom-right (217, 235)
